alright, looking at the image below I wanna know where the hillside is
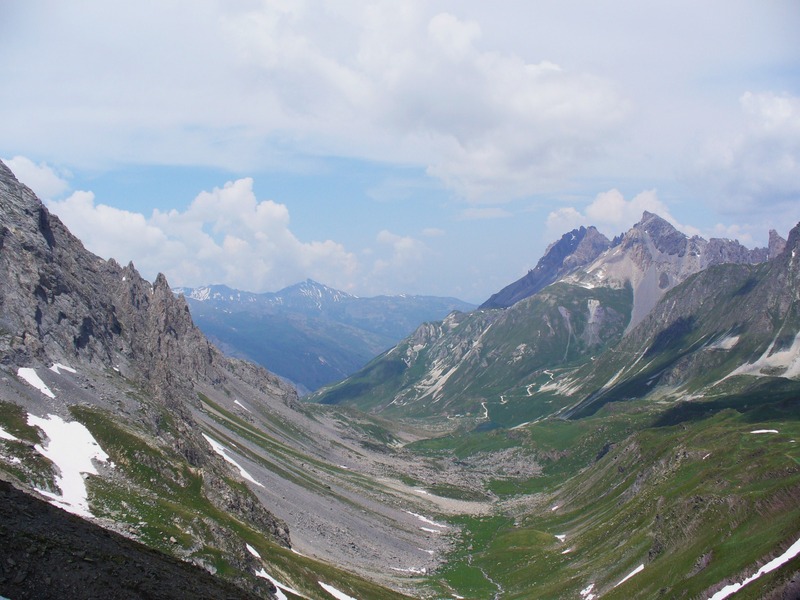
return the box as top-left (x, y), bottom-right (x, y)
top-left (311, 214), bottom-right (800, 598)
top-left (175, 281), bottom-right (474, 393)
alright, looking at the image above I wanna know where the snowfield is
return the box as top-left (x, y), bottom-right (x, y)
top-left (0, 426), bottom-right (18, 441)
top-left (17, 367), bottom-right (55, 398)
top-left (27, 413), bottom-right (110, 518)
top-left (614, 563), bottom-right (644, 588)
top-left (707, 536), bottom-right (800, 600)
top-left (319, 581), bottom-right (358, 600)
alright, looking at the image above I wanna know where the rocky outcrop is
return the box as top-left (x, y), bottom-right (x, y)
top-left (481, 226), bottom-right (611, 309)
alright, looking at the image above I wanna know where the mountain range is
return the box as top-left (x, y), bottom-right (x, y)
top-left (173, 281), bottom-right (474, 394)
top-left (314, 211), bottom-right (791, 421)
top-left (1, 158), bottom-right (799, 599)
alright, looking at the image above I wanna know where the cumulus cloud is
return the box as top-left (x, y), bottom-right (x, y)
top-left (546, 189), bottom-right (690, 238)
top-left (2, 156), bottom-right (70, 199)
top-left (0, 2), bottom-right (627, 201)
top-left (46, 179), bottom-right (358, 292)
top-left (370, 230), bottom-right (429, 289)
top-left (689, 91), bottom-right (800, 214)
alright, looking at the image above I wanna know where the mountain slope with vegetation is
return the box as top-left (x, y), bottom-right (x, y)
top-left (309, 213), bottom-right (800, 598)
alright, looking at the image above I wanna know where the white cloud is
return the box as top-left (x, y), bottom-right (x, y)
top-left (427, 13), bottom-right (482, 61)
top-left (688, 91), bottom-right (800, 214)
top-left (2, 156), bottom-right (70, 199)
top-left (371, 230), bottom-right (429, 289)
top-left (46, 179), bottom-right (358, 292)
top-left (546, 189), bottom-right (689, 238)
top-left (0, 2), bottom-right (626, 201)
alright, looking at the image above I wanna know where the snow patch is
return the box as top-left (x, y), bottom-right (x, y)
top-left (202, 434), bottom-right (263, 487)
top-left (319, 582), bottom-right (358, 600)
top-left (708, 536), bottom-right (800, 600)
top-left (390, 566), bottom-right (426, 574)
top-left (407, 511), bottom-right (447, 529)
top-left (750, 429), bottom-right (779, 434)
top-left (730, 331), bottom-right (800, 379)
top-left (234, 400), bottom-right (251, 413)
top-left (255, 570), bottom-right (289, 600)
top-left (551, 504), bottom-right (560, 511)
top-left (580, 583), bottom-right (596, 599)
top-left (17, 368), bottom-right (55, 398)
top-left (27, 413), bottom-right (110, 518)
top-left (49, 363), bottom-right (77, 374)
top-left (246, 543), bottom-right (261, 558)
top-left (555, 534), bottom-right (566, 542)
top-left (0, 426), bottom-right (19, 441)
top-left (614, 563), bottom-right (644, 588)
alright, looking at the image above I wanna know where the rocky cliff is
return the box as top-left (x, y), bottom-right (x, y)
top-left (480, 225), bottom-right (611, 309)
top-left (0, 160), bottom-right (295, 592)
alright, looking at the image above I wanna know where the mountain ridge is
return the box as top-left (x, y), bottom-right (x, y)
top-left (313, 212), bottom-right (792, 424)
top-left (480, 225), bottom-right (612, 309)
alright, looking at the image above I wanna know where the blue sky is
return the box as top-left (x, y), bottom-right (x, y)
top-left (1, 1), bottom-right (799, 303)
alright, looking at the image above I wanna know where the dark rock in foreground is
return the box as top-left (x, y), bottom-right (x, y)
top-left (0, 478), bottom-right (268, 599)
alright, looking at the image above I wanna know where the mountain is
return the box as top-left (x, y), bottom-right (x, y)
top-left (564, 211), bottom-right (777, 329)
top-left (312, 212), bottom-right (786, 425)
top-left (310, 214), bottom-right (800, 598)
top-left (3, 156), bottom-right (799, 599)
top-left (0, 160), bottom-right (435, 598)
top-left (174, 281), bottom-right (474, 394)
top-left (562, 220), bottom-right (800, 418)
top-left (480, 225), bottom-right (612, 309)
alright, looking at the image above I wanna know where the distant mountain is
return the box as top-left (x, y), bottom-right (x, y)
top-left (313, 212), bottom-right (789, 424)
top-left (480, 225), bottom-right (611, 309)
top-left (174, 280), bottom-right (474, 393)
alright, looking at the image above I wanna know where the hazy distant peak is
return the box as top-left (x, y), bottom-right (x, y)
top-left (769, 229), bottom-right (788, 259)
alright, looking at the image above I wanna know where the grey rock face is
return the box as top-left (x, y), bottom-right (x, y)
top-left (0, 160), bottom-right (292, 548)
top-left (480, 226), bottom-right (611, 309)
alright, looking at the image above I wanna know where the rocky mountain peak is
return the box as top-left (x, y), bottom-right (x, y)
top-left (769, 229), bottom-right (788, 258)
top-left (623, 211), bottom-right (687, 256)
top-left (480, 225), bottom-right (610, 309)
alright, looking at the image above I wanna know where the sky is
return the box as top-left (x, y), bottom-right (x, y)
top-left (1, 1), bottom-right (799, 303)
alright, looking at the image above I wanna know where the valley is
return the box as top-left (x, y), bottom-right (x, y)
top-left (1, 160), bottom-right (799, 599)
